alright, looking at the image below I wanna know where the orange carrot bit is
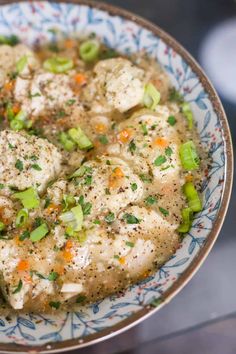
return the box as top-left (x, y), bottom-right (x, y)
top-left (108, 167), bottom-right (124, 188)
top-left (64, 38), bottom-right (76, 49)
top-left (4, 81), bottom-right (14, 91)
top-left (153, 137), bottom-right (168, 148)
top-left (95, 123), bottom-right (108, 134)
top-left (12, 103), bottom-right (21, 114)
top-left (117, 128), bottom-right (133, 144)
top-left (45, 203), bottom-right (61, 215)
top-left (62, 250), bottom-right (73, 263)
top-left (74, 73), bottom-right (87, 86)
top-left (119, 257), bottom-right (126, 265)
top-left (65, 239), bottom-right (73, 250)
top-left (185, 174), bottom-right (193, 182)
top-left (17, 259), bottom-right (30, 272)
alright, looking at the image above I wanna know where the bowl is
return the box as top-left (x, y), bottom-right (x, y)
top-left (0, 1), bottom-right (233, 353)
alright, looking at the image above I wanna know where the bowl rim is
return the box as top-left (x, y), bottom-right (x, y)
top-left (0, 0), bottom-right (233, 353)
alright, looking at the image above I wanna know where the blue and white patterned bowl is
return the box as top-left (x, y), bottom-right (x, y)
top-left (0, 1), bottom-right (233, 353)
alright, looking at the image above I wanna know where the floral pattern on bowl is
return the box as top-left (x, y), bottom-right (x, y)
top-left (0, 1), bottom-right (232, 352)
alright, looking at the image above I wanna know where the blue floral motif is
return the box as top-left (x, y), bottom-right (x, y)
top-left (0, 1), bottom-right (226, 348)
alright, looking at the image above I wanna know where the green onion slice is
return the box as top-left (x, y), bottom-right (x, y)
top-left (59, 132), bottom-right (76, 152)
top-left (68, 127), bottom-right (93, 150)
top-left (79, 40), bottom-right (100, 62)
top-left (43, 57), bottom-right (74, 73)
top-left (177, 207), bottom-right (193, 233)
top-left (143, 83), bottom-right (161, 110)
top-left (59, 205), bottom-right (83, 232)
top-left (181, 102), bottom-right (193, 129)
top-left (13, 187), bottom-right (40, 209)
top-left (15, 208), bottom-right (29, 228)
top-left (30, 223), bottom-right (49, 242)
top-left (16, 55), bottom-right (28, 74)
top-left (179, 141), bottom-right (199, 171)
top-left (183, 182), bottom-right (202, 212)
top-left (0, 221), bottom-right (5, 231)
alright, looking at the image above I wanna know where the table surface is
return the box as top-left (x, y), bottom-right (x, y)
top-left (71, 0), bottom-right (236, 352)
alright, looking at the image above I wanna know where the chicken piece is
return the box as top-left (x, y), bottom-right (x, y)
top-left (0, 130), bottom-right (62, 193)
top-left (68, 157), bottom-right (144, 220)
top-left (83, 58), bottom-right (145, 113)
top-left (14, 71), bottom-right (77, 116)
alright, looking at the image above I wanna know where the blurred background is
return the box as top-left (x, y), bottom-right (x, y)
top-left (72, 0), bottom-right (236, 353)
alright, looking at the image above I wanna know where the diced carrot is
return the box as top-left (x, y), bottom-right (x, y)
top-left (119, 257), bottom-right (126, 265)
top-left (95, 123), bottom-right (108, 134)
top-left (64, 38), bottom-right (76, 49)
top-left (153, 137), bottom-right (168, 148)
top-left (62, 250), bottom-right (73, 262)
top-left (4, 81), bottom-right (14, 91)
top-left (108, 167), bottom-right (124, 188)
top-left (117, 128), bottom-right (133, 144)
top-left (74, 73), bottom-right (87, 86)
top-left (65, 239), bottom-right (73, 250)
top-left (45, 204), bottom-right (61, 215)
top-left (17, 259), bottom-right (30, 271)
top-left (12, 103), bottom-right (20, 114)
top-left (185, 174), bottom-right (193, 182)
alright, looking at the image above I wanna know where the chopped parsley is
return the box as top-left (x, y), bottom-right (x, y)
top-left (0, 184), bottom-right (4, 189)
top-left (78, 196), bottom-right (92, 216)
top-left (145, 195), bottom-right (157, 205)
top-left (154, 155), bottom-right (167, 166)
top-left (47, 272), bottom-right (59, 281)
top-left (141, 123), bottom-right (148, 136)
top-left (31, 163), bottom-right (42, 171)
top-left (12, 279), bottom-right (23, 294)
top-left (30, 155), bottom-right (39, 161)
top-left (123, 213), bottom-right (140, 224)
top-left (159, 207), bottom-right (169, 216)
top-left (128, 140), bottom-right (136, 154)
top-left (8, 143), bottom-right (15, 149)
top-left (139, 174), bottom-right (152, 183)
top-left (130, 183), bottom-right (138, 191)
top-left (167, 115), bottom-right (176, 126)
top-left (76, 295), bottom-right (87, 303)
top-left (165, 147), bottom-right (173, 157)
top-left (104, 212), bottom-right (115, 224)
top-left (15, 159), bottom-right (23, 171)
top-left (125, 241), bottom-right (135, 248)
top-left (49, 301), bottom-right (61, 309)
top-left (98, 135), bottom-right (108, 145)
top-left (93, 219), bottom-right (101, 225)
top-left (66, 99), bottom-right (76, 106)
top-left (84, 175), bottom-right (92, 186)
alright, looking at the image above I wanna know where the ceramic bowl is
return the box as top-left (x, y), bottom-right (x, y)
top-left (0, 1), bottom-right (233, 353)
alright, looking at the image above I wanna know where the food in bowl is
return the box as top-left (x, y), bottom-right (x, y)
top-left (0, 34), bottom-right (204, 313)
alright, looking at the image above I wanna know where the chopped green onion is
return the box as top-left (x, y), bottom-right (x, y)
top-left (19, 230), bottom-right (30, 241)
top-left (125, 241), bottom-right (134, 248)
top-left (30, 223), bottom-right (49, 242)
top-left (130, 183), bottom-right (137, 191)
top-left (159, 207), bottom-right (169, 216)
top-left (165, 146), bottom-right (173, 157)
top-left (0, 221), bottom-right (5, 231)
top-left (59, 205), bottom-right (83, 232)
top-left (47, 271), bottom-right (59, 281)
top-left (31, 164), bottom-right (42, 171)
top-left (59, 132), bottom-right (76, 152)
top-left (169, 88), bottom-right (183, 103)
top-left (15, 159), bottom-right (23, 171)
top-left (178, 207), bottom-right (193, 233)
top-left (77, 230), bottom-right (87, 243)
top-left (15, 208), bottom-right (28, 228)
top-left (141, 123), bottom-right (148, 136)
top-left (104, 212), bottom-right (115, 224)
top-left (12, 279), bottom-right (23, 294)
top-left (43, 57), bottom-right (74, 73)
top-left (154, 155), bottom-right (167, 166)
top-left (167, 115), bottom-right (176, 126)
top-left (62, 194), bottom-right (75, 211)
top-left (79, 40), bottom-right (100, 62)
top-left (98, 135), bottom-right (108, 145)
top-left (68, 127), bottom-right (93, 150)
top-left (183, 182), bottom-right (202, 212)
top-left (6, 102), bottom-right (14, 121)
top-left (128, 140), bottom-right (136, 154)
top-left (181, 102), bottom-right (193, 129)
top-left (13, 187), bottom-right (40, 209)
top-left (76, 295), bottom-right (86, 303)
top-left (145, 195), bottom-right (157, 205)
top-left (179, 141), bottom-right (199, 171)
top-left (16, 55), bottom-right (28, 74)
top-left (123, 213), bottom-right (140, 224)
top-left (10, 119), bottom-right (24, 131)
top-left (49, 301), bottom-right (60, 309)
top-left (143, 83), bottom-right (161, 110)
